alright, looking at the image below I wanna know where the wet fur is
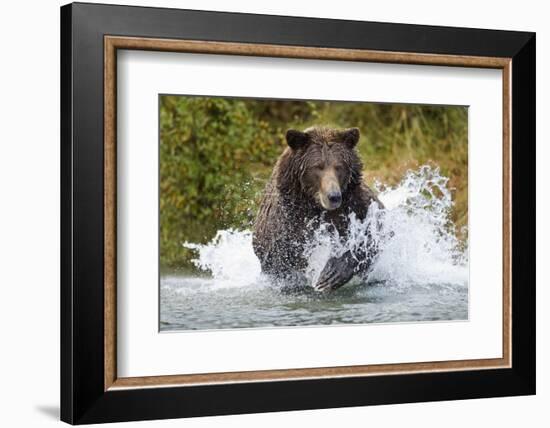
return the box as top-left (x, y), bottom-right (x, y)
top-left (252, 126), bottom-right (383, 291)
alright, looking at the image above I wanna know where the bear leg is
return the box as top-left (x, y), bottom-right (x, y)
top-left (313, 251), bottom-right (357, 292)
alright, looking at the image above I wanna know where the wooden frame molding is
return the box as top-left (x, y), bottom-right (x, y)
top-left (104, 35), bottom-right (512, 391)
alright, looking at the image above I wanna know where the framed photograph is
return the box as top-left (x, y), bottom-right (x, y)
top-left (60, 2), bottom-right (535, 424)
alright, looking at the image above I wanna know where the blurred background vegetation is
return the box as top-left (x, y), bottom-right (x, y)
top-left (160, 95), bottom-right (468, 270)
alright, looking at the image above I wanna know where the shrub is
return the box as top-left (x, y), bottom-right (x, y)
top-left (160, 96), bottom-right (283, 268)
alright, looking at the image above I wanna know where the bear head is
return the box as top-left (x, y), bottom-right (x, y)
top-left (280, 126), bottom-right (363, 211)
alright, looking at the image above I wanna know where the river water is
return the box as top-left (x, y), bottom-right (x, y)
top-left (160, 166), bottom-right (469, 331)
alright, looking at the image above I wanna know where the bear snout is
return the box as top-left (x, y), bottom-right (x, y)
top-left (319, 168), bottom-right (342, 210)
top-left (319, 188), bottom-right (342, 210)
top-left (328, 191), bottom-right (342, 207)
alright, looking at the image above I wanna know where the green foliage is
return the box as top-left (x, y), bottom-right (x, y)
top-left (160, 96), bottom-right (468, 269)
top-left (160, 96), bottom-right (283, 269)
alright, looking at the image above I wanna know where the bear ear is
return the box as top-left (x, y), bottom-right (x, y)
top-left (342, 127), bottom-right (360, 148)
top-left (286, 129), bottom-right (309, 150)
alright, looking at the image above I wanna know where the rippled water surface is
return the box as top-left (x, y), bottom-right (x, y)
top-left (160, 166), bottom-right (469, 331)
top-left (160, 276), bottom-right (467, 331)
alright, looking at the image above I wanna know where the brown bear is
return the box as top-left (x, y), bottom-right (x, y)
top-left (252, 126), bottom-right (384, 291)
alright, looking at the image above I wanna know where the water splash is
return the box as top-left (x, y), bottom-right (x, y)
top-left (370, 166), bottom-right (468, 289)
top-left (183, 166), bottom-right (468, 291)
top-left (184, 230), bottom-right (262, 289)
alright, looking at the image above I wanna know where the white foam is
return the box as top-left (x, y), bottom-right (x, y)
top-left (370, 166), bottom-right (468, 288)
top-left (184, 229), bottom-right (262, 289)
